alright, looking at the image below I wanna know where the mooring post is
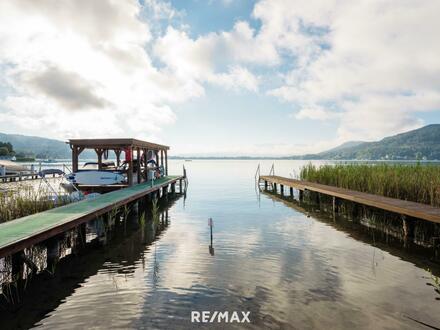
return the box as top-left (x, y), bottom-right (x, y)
top-left (264, 180), bottom-right (268, 190)
top-left (402, 215), bottom-right (414, 241)
top-left (433, 237), bottom-right (440, 260)
top-left (77, 223), bottom-right (87, 248)
top-left (280, 184), bottom-right (284, 196)
top-left (171, 182), bottom-right (176, 194)
top-left (299, 190), bottom-right (304, 202)
top-left (273, 183), bottom-right (277, 193)
top-left (332, 196), bottom-right (339, 214)
top-left (11, 251), bottom-right (25, 280)
top-left (179, 179), bottom-right (183, 194)
top-left (162, 185), bottom-right (168, 199)
top-left (290, 187), bottom-right (294, 199)
top-left (46, 237), bottom-right (60, 271)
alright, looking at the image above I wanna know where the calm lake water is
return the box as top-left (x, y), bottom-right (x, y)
top-left (2, 160), bottom-right (440, 329)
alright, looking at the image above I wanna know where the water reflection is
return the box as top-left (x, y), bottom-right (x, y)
top-left (0, 195), bottom-right (180, 329)
top-left (1, 160), bottom-right (440, 329)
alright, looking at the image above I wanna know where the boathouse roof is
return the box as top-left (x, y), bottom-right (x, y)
top-left (68, 138), bottom-right (169, 151)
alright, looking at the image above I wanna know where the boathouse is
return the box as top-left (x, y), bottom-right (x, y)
top-left (69, 138), bottom-right (169, 188)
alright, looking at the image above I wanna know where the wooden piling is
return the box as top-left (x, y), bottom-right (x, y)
top-left (402, 216), bottom-right (414, 240)
top-left (11, 252), bottom-right (25, 280)
top-left (332, 196), bottom-right (339, 214)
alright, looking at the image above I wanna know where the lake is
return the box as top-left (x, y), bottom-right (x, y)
top-left (1, 160), bottom-right (440, 329)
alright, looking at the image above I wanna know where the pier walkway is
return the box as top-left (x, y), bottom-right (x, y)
top-left (0, 175), bottom-right (184, 258)
top-left (260, 175), bottom-right (440, 224)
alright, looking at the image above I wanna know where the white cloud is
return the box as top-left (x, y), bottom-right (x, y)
top-left (209, 66), bottom-right (260, 92)
top-left (0, 0), bottom-right (200, 141)
top-left (0, 0), bottom-right (439, 155)
top-left (153, 23), bottom-right (265, 92)
top-left (262, 0), bottom-right (440, 141)
top-left (294, 107), bottom-right (338, 121)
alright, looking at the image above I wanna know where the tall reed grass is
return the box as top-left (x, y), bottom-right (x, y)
top-left (0, 184), bottom-right (70, 223)
top-left (300, 163), bottom-right (440, 207)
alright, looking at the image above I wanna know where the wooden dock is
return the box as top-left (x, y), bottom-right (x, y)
top-left (0, 173), bottom-right (41, 183)
top-left (260, 175), bottom-right (440, 224)
top-left (0, 175), bottom-right (184, 259)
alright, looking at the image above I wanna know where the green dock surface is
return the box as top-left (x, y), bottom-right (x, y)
top-left (0, 176), bottom-right (182, 258)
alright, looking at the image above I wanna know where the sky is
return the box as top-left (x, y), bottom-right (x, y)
top-left (0, 0), bottom-right (439, 156)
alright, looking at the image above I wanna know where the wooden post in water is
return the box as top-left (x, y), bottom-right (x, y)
top-left (280, 184), bottom-right (284, 196)
top-left (402, 215), bottom-right (414, 241)
top-left (77, 223), bottom-right (87, 248)
top-left (299, 189), bottom-right (304, 201)
top-left (171, 182), bottom-right (176, 194)
top-left (162, 185), bottom-right (168, 199)
top-left (264, 180), bottom-right (268, 190)
top-left (46, 237), bottom-right (60, 271)
top-left (11, 252), bottom-right (25, 280)
top-left (273, 183), bottom-right (277, 193)
top-left (332, 196), bottom-right (338, 214)
top-left (179, 179), bottom-right (183, 194)
top-left (290, 187), bottom-right (294, 199)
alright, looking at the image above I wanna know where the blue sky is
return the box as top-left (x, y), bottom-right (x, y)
top-left (0, 0), bottom-right (439, 156)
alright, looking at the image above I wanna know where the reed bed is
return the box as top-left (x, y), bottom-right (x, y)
top-left (300, 163), bottom-right (440, 207)
top-left (0, 184), bottom-right (70, 223)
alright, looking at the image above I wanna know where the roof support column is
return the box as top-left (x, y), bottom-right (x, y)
top-left (115, 149), bottom-right (121, 167)
top-left (72, 146), bottom-right (78, 172)
top-left (95, 148), bottom-right (104, 170)
top-left (136, 147), bottom-right (141, 184)
top-left (143, 149), bottom-right (148, 182)
top-left (128, 147), bottom-right (134, 186)
top-left (165, 150), bottom-right (168, 176)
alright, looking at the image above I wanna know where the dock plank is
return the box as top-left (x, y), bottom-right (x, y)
top-left (260, 175), bottom-right (440, 224)
top-left (0, 176), bottom-right (183, 258)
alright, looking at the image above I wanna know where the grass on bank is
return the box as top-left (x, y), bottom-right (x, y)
top-left (300, 163), bottom-right (440, 207)
top-left (0, 184), bottom-right (70, 223)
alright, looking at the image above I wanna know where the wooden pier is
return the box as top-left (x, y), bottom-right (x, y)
top-left (260, 175), bottom-right (440, 224)
top-left (0, 173), bottom-right (40, 183)
top-left (0, 175), bottom-right (185, 259)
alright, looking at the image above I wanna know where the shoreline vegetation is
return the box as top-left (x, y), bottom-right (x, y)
top-left (300, 163), bottom-right (440, 207)
top-left (0, 184), bottom-right (69, 223)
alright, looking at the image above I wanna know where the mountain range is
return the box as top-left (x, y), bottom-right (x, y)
top-left (0, 133), bottom-right (93, 159)
top-left (289, 124), bottom-right (440, 160)
top-left (0, 124), bottom-right (439, 160)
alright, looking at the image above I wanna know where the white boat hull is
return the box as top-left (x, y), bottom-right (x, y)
top-left (66, 171), bottom-right (126, 185)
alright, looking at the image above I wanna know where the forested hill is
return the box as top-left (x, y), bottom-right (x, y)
top-left (289, 124), bottom-right (440, 160)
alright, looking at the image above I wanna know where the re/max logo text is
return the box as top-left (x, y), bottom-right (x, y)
top-left (191, 311), bottom-right (251, 323)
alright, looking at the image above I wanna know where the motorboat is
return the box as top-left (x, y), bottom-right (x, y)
top-left (82, 161), bottom-right (116, 170)
top-left (65, 170), bottom-right (126, 185)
